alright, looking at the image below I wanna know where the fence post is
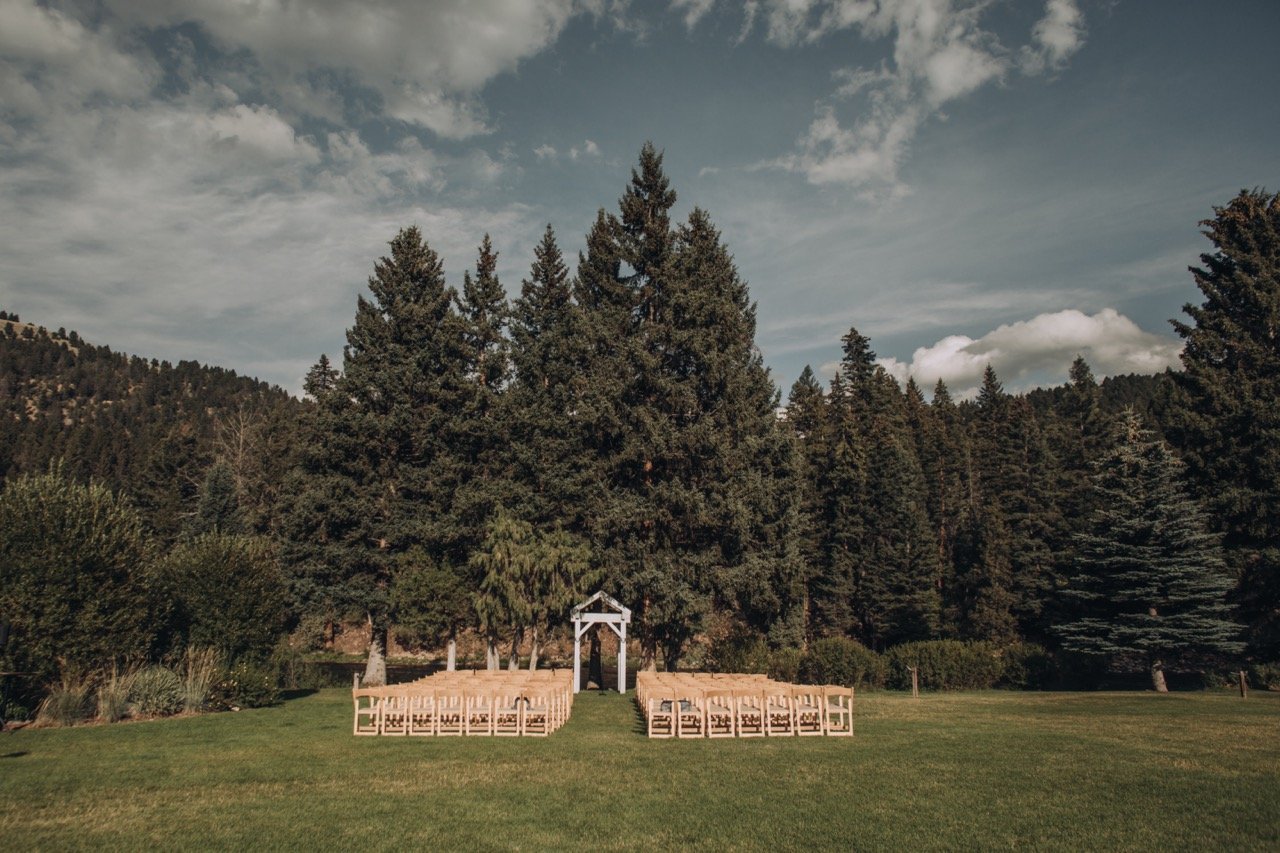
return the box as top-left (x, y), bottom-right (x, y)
top-left (1238, 670), bottom-right (1248, 699)
top-left (910, 666), bottom-right (919, 698)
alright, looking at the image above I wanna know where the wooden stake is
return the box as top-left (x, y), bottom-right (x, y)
top-left (910, 666), bottom-right (919, 698)
top-left (1239, 670), bottom-right (1248, 699)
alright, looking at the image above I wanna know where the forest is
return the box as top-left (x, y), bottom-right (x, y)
top-left (1, 147), bottom-right (1276, 714)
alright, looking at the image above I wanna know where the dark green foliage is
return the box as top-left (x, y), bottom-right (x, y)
top-left (189, 459), bottom-right (242, 536)
top-left (799, 636), bottom-right (885, 689)
top-left (0, 466), bottom-right (159, 688)
top-left (704, 623), bottom-right (771, 674)
top-left (996, 642), bottom-right (1057, 690)
top-left (390, 550), bottom-right (472, 652)
top-left (1056, 410), bottom-right (1243, 673)
top-left (1167, 189), bottom-right (1280, 657)
top-left (883, 640), bottom-right (1003, 690)
top-left (572, 145), bottom-right (801, 669)
top-left (155, 534), bottom-right (288, 664)
top-left (211, 660), bottom-right (280, 708)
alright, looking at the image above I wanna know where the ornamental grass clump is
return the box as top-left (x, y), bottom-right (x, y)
top-left (96, 666), bottom-right (138, 723)
top-left (130, 665), bottom-right (183, 716)
top-left (36, 673), bottom-right (93, 727)
top-left (182, 647), bottom-right (221, 713)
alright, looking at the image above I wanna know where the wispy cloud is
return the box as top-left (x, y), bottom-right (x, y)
top-left (727, 0), bottom-right (1087, 193)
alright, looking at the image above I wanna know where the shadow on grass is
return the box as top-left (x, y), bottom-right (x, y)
top-left (279, 689), bottom-right (318, 702)
top-left (1, 751), bottom-right (29, 758)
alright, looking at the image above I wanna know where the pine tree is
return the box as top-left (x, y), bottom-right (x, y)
top-left (1167, 189), bottom-right (1280, 657)
top-left (1057, 410), bottom-right (1243, 690)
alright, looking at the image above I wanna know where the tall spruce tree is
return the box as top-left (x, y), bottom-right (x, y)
top-left (574, 145), bottom-right (800, 668)
top-left (1167, 189), bottom-right (1280, 657)
top-left (282, 226), bottom-right (465, 685)
top-left (1057, 410), bottom-right (1242, 690)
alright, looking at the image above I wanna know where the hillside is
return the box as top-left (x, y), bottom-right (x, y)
top-left (0, 311), bottom-right (301, 540)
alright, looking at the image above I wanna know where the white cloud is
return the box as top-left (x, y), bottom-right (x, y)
top-left (101, 0), bottom-right (582, 138)
top-left (754, 0), bottom-right (1085, 191)
top-left (671, 0), bottom-right (717, 30)
top-left (534, 144), bottom-right (558, 160)
top-left (878, 309), bottom-right (1182, 396)
top-left (1021, 0), bottom-right (1086, 74)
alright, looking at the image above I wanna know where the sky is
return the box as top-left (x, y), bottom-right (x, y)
top-left (1, 1), bottom-right (1277, 399)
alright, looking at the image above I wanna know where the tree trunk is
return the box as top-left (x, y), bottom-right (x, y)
top-left (639, 636), bottom-right (657, 672)
top-left (1150, 659), bottom-right (1169, 693)
top-left (528, 627), bottom-right (540, 671)
top-left (486, 638), bottom-right (499, 671)
top-left (446, 636), bottom-right (457, 672)
top-left (508, 627), bottom-right (522, 670)
top-left (362, 615), bottom-right (387, 687)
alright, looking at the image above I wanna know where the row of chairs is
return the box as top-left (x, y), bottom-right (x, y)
top-left (636, 672), bottom-right (853, 738)
top-left (353, 669), bottom-right (573, 737)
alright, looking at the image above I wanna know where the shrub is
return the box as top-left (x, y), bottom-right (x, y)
top-left (96, 667), bottom-right (138, 723)
top-left (1247, 662), bottom-right (1280, 691)
top-left (155, 534), bottom-right (289, 664)
top-left (997, 643), bottom-right (1057, 690)
top-left (36, 673), bottom-right (93, 726)
top-left (130, 665), bottom-right (183, 716)
top-left (884, 640), bottom-right (1003, 691)
top-left (704, 624), bottom-right (771, 674)
top-left (0, 467), bottom-right (160, 688)
top-left (768, 647), bottom-right (804, 683)
top-left (799, 637), bottom-right (884, 689)
top-left (212, 661), bottom-right (279, 709)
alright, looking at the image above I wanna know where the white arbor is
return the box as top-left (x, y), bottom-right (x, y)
top-left (570, 591), bottom-right (631, 694)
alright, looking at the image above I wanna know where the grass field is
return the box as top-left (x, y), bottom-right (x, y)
top-left (0, 688), bottom-right (1276, 851)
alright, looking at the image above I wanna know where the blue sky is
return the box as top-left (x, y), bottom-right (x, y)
top-left (1, 1), bottom-right (1277, 397)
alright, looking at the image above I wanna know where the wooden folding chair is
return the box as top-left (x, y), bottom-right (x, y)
top-left (522, 689), bottom-right (552, 737)
top-left (380, 689), bottom-right (410, 735)
top-left (493, 690), bottom-right (523, 737)
top-left (675, 691), bottom-right (705, 739)
top-left (791, 686), bottom-right (824, 736)
top-left (436, 692), bottom-right (465, 735)
top-left (408, 691), bottom-right (437, 736)
top-left (764, 686), bottom-right (795, 736)
top-left (734, 691), bottom-right (766, 737)
top-left (822, 685), bottom-right (854, 736)
top-left (647, 694), bottom-right (676, 738)
top-left (465, 691), bottom-right (494, 736)
top-left (353, 687), bottom-right (382, 736)
top-left (704, 689), bottom-right (736, 738)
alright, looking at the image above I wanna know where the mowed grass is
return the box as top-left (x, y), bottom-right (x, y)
top-left (0, 688), bottom-right (1276, 851)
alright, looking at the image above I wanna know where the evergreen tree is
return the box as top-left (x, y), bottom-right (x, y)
top-left (509, 225), bottom-right (591, 533)
top-left (1167, 189), bottom-right (1280, 657)
top-left (282, 226), bottom-right (465, 685)
top-left (1057, 410), bottom-right (1243, 690)
top-left (189, 458), bottom-right (241, 536)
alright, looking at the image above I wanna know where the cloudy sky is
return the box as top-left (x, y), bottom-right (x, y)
top-left (1, 1), bottom-right (1276, 398)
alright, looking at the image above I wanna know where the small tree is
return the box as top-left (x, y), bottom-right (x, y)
top-left (1056, 410), bottom-right (1243, 690)
top-left (0, 465), bottom-right (158, 688)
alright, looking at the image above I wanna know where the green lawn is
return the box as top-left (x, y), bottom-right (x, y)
top-left (1, 688), bottom-right (1276, 851)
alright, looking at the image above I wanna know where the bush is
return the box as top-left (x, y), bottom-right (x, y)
top-left (1247, 662), bottom-right (1280, 691)
top-left (0, 467), bottom-right (160, 688)
top-left (130, 665), bottom-right (183, 716)
top-left (156, 534), bottom-right (289, 664)
top-left (884, 641), bottom-right (1004, 691)
top-left (997, 643), bottom-right (1058, 690)
top-left (212, 661), bottom-right (279, 708)
top-left (36, 673), bottom-right (93, 726)
top-left (799, 637), bottom-right (884, 689)
top-left (704, 624), bottom-right (771, 674)
top-left (768, 647), bottom-right (804, 683)
top-left (96, 667), bottom-right (138, 723)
